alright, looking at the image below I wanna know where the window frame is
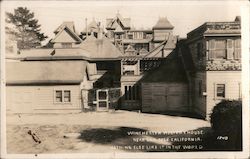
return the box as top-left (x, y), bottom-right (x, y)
top-left (124, 84), bottom-right (140, 101)
top-left (61, 43), bottom-right (73, 48)
top-left (215, 84), bottom-right (226, 99)
top-left (214, 40), bottom-right (227, 59)
top-left (54, 89), bottom-right (72, 104)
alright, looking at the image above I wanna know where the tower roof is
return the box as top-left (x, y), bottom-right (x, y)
top-left (153, 17), bottom-right (174, 29)
top-left (54, 21), bottom-right (76, 34)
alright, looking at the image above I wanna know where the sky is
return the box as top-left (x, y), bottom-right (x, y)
top-left (2, 1), bottom-right (244, 45)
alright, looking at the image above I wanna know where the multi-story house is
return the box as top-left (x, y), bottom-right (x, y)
top-left (105, 13), bottom-right (177, 54)
top-left (185, 16), bottom-right (241, 119)
top-left (5, 13), bottom-right (242, 119)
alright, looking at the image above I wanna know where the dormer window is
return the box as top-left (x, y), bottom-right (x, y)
top-left (62, 43), bottom-right (72, 48)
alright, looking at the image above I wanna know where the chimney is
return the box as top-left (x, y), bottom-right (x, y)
top-left (235, 16), bottom-right (241, 22)
top-left (97, 22), bottom-right (103, 39)
top-left (85, 18), bottom-right (88, 39)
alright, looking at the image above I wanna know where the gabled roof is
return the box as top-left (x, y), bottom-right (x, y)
top-left (139, 48), bottom-right (149, 55)
top-left (114, 25), bottom-right (124, 33)
top-left (153, 17), bottom-right (174, 30)
top-left (80, 34), bottom-right (123, 60)
top-left (144, 40), bottom-right (167, 58)
top-left (6, 61), bottom-right (86, 84)
top-left (51, 26), bottom-right (82, 43)
top-left (54, 21), bottom-right (75, 34)
top-left (125, 45), bottom-right (136, 52)
top-left (106, 13), bottom-right (131, 29)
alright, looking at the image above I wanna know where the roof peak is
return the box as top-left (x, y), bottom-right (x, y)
top-left (153, 17), bottom-right (174, 30)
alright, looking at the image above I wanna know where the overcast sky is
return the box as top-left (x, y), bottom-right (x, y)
top-left (3, 1), bottom-right (244, 44)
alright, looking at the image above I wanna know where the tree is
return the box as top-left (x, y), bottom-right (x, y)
top-left (6, 7), bottom-right (48, 49)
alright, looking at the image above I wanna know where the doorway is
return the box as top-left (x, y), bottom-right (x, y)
top-left (96, 89), bottom-right (109, 111)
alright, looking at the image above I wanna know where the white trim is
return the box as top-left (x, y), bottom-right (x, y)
top-left (214, 83), bottom-right (226, 100)
top-left (53, 89), bottom-right (72, 105)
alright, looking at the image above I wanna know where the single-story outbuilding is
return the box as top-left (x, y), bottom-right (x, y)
top-left (6, 60), bottom-right (87, 113)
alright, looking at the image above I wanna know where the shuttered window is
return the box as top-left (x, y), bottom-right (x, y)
top-left (208, 40), bottom-right (216, 59)
top-left (226, 39), bottom-right (234, 59)
top-left (234, 39), bottom-right (241, 59)
top-left (215, 40), bottom-right (226, 59)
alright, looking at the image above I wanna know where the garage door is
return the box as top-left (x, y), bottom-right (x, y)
top-left (141, 83), bottom-right (188, 113)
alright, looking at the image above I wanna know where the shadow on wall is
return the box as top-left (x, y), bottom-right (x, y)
top-left (77, 126), bottom-right (241, 152)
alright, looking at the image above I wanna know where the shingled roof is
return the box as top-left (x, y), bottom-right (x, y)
top-left (54, 21), bottom-right (76, 34)
top-left (153, 17), bottom-right (174, 29)
top-left (17, 48), bottom-right (89, 60)
top-left (106, 13), bottom-right (131, 29)
top-left (51, 25), bottom-right (82, 43)
top-left (6, 61), bottom-right (87, 84)
top-left (141, 58), bottom-right (188, 83)
top-left (80, 34), bottom-right (123, 60)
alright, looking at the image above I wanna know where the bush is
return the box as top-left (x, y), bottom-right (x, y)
top-left (210, 100), bottom-right (242, 150)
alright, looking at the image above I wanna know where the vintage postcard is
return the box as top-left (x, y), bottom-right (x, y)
top-left (0, 0), bottom-right (249, 158)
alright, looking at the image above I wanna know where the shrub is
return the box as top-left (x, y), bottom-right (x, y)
top-left (210, 100), bottom-right (242, 150)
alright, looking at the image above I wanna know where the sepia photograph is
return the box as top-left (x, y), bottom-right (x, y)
top-left (0, 0), bottom-right (249, 158)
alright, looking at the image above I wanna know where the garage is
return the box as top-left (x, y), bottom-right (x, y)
top-left (140, 57), bottom-right (189, 114)
top-left (141, 83), bottom-right (188, 113)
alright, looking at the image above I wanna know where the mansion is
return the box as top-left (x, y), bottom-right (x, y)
top-left (5, 13), bottom-right (242, 120)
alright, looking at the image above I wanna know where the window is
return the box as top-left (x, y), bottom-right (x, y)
top-left (122, 61), bottom-right (138, 75)
top-left (124, 85), bottom-right (140, 101)
top-left (55, 90), bottom-right (71, 103)
top-left (62, 43), bottom-right (72, 48)
top-left (128, 34), bottom-right (133, 39)
top-left (215, 40), bottom-right (226, 59)
top-left (98, 91), bottom-right (107, 100)
top-left (209, 40), bottom-right (226, 59)
top-left (209, 39), bottom-right (241, 60)
top-left (55, 91), bottom-right (63, 102)
top-left (216, 84), bottom-right (225, 98)
top-left (234, 39), bottom-right (241, 59)
top-left (64, 90), bottom-right (71, 102)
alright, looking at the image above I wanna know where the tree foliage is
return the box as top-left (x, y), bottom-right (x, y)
top-left (6, 7), bottom-right (48, 49)
top-left (210, 100), bottom-right (242, 150)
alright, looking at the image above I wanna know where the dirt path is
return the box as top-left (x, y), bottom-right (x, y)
top-left (6, 111), bottom-right (211, 154)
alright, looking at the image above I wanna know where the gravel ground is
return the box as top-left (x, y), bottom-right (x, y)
top-left (6, 111), bottom-right (211, 154)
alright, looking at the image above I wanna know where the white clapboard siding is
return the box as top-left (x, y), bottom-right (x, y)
top-left (206, 71), bottom-right (241, 116)
top-left (6, 85), bottom-right (81, 113)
